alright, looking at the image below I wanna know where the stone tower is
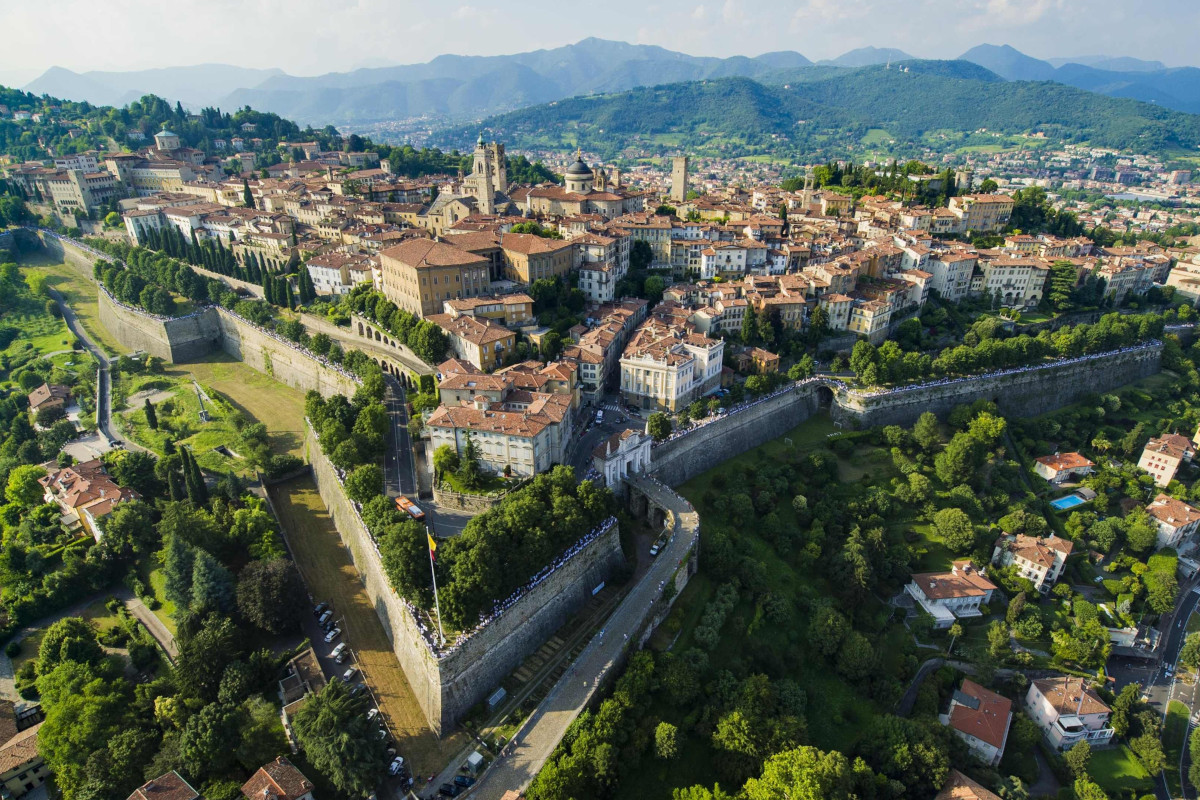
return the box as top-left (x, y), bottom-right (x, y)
top-left (488, 142), bottom-right (507, 194)
top-left (466, 134), bottom-right (496, 215)
top-left (670, 156), bottom-right (689, 203)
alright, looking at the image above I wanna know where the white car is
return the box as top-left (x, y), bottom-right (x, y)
top-left (367, 708), bottom-right (380, 721)
top-left (324, 627), bottom-right (341, 643)
top-left (330, 643), bottom-right (347, 660)
top-left (389, 756), bottom-right (407, 776)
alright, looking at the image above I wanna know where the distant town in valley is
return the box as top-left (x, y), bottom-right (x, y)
top-left (4, 27), bottom-right (1200, 800)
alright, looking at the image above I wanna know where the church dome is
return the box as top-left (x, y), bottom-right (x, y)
top-left (565, 156), bottom-right (591, 176)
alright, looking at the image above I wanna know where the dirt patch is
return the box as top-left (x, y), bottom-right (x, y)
top-left (268, 475), bottom-right (467, 776)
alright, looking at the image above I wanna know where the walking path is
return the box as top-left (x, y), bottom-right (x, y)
top-left (113, 588), bottom-right (178, 664)
top-left (466, 474), bottom-right (698, 800)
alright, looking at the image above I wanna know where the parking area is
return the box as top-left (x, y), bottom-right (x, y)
top-left (268, 475), bottom-right (469, 786)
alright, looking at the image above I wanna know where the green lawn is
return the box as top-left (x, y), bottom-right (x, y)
top-left (143, 567), bottom-right (178, 635)
top-left (909, 522), bottom-right (956, 572)
top-left (24, 253), bottom-right (130, 356)
top-left (862, 128), bottom-right (893, 145)
top-left (1090, 743), bottom-right (1155, 796)
top-left (1186, 611), bottom-right (1200, 634)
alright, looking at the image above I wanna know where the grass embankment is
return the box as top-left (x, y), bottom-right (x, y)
top-left (266, 476), bottom-right (468, 777)
top-left (24, 253), bottom-right (129, 357)
top-left (1163, 700), bottom-right (1190, 796)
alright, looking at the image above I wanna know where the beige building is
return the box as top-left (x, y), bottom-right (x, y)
top-left (949, 194), bottom-right (1015, 233)
top-left (991, 533), bottom-right (1073, 592)
top-left (1138, 433), bottom-right (1195, 487)
top-left (443, 293), bottom-right (535, 327)
top-left (500, 233), bottom-right (575, 284)
top-left (426, 313), bottom-right (516, 372)
top-left (0, 701), bottom-right (45, 799)
top-left (1033, 452), bottom-right (1095, 484)
top-left (1026, 677), bottom-right (1114, 750)
top-left (379, 239), bottom-right (492, 318)
top-left (427, 390), bottom-right (574, 478)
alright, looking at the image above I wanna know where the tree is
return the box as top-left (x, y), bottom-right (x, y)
top-left (1130, 732), bottom-right (1166, 774)
top-left (291, 680), bottom-right (387, 796)
top-left (97, 501), bottom-right (157, 561)
top-left (836, 631), bottom-right (875, 680)
top-left (860, 716), bottom-right (950, 797)
top-left (38, 617), bottom-right (104, 672)
top-left (6, 464), bottom-right (47, 507)
top-left (180, 702), bottom-right (241, 779)
top-left (174, 615), bottom-right (240, 702)
top-left (933, 507), bottom-right (976, 551)
top-left (655, 721), bottom-right (679, 760)
top-left (35, 662), bottom-right (131, 797)
top-left (344, 464), bottom-right (383, 504)
top-left (1064, 740), bottom-right (1091, 777)
top-left (807, 603), bottom-right (848, 658)
top-left (433, 444), bottom-right (460, 483)
top-left (947, 622), bottom-right (963, 655)
top-left (144, 398), bottom-right (158, 430)
top-left (647, 412), bottom-right (673, 442)
top-left (740, 306), bottom-right (758, 344)
top-left (242, 179), bottom-right (254, 209)
top-left (913, 412), bottom-right (941, 452)
top-left (1181, 632), bottom-right (1200, 668)
top-left (237, 559), bottom-right (305, 634)
top-left (979, 178), bottom-right (999, 193)
top-left (190, 549), bottom-right (235, 615)
top-left (743, 746), bottom-right (877, 800)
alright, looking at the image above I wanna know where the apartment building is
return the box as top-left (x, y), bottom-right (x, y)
top-left (574, 232), bottom-right (629, 304)
top-left (1145, 494), bottom-right (1200, 550)
top-left (500, 233), bottom-right (574, 283)
top-left (1138, 433), bottom-right (1194, 487)
top-left (305, 252), bottom-right (376, 295)
top-left (443, 293), bottom-right (535, 327)
top-left (991, 533), bottom-right (1073, 592)
top-left (926, 252), bottom-right (977, 302)
top-left (426, 313), bottom-right (516, 372)
top-left (977, 256), bottom-right (1049, 307)
top-left (1098, 260), bottom-right (1156, 304)
top-left (1026, 677), bottom-right (1115, 750)
top-left (426, 390), bottom-right (574, 477)
top-left (949, 194), bottom-right (1015, 233)
top-left (379, 239), bottom-right (492, 318)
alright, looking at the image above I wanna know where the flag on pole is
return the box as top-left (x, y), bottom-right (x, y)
top-left (427, 532), bottom-right (437, 562)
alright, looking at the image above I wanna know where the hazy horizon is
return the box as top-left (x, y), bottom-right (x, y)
top-left (2, 0), bottom-right (1198, 90)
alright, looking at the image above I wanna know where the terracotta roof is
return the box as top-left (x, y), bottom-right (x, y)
top-left (1146, 494), bottom-right (1200, 529)
top-left (240, 756), bottom-right (314, 799)
top-left (1032, 677), bottom-right (1110, 717)
top-left (499, 232), bottom-right (574, 256)
top-left (911, 561), bottom-right (997, 600)
top-left (1000, 533), bottom-right (1073, 569)
top-left (948, 679), bottom-right (1012, 750)
top-left (0, 721), bottom-right (39, 775)
top-left (1035, 452), bottom-right (1095, 472)
top-left (935, 770), bottom-right (1002, 800)
top-left (126, 771), bottom-right (201, 800)
top-left (1144, 434), bottom-right (1195, 461)
top-left (380, 238), bottom-right (488, 269)
top-left (439, 373), bottom-right (510, 393)
top-left (427, 313), bottom-right (514, 346)
top-left (438, 358), bottom-right (481, 377)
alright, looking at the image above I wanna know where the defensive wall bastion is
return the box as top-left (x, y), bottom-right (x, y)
top-left (650, 342), bottom-right (1164, 487)
top-left (305, 423), bottom-right (625, 734)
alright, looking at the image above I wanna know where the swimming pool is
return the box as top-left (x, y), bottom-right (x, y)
top-left (1050, 494), bottom-right (1086, 510)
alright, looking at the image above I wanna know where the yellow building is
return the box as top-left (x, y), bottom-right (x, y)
top-left (379, 239), bottom-right (492, 318)
top-left (427, 313), bottom-right (516, 371)
top-left (499, 233), bottom-right (574, 283)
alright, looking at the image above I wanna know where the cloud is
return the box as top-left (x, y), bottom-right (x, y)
top-left (692, 4), bottom-right (707, 20)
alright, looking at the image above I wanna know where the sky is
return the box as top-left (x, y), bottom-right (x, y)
top-left (2, 0), bottom-right (1198, 87)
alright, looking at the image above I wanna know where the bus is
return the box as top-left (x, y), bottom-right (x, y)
top-left (394, 495), bottom-right (425, 521)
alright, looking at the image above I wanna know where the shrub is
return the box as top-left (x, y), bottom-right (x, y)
top-left (4, 641), bottom-right (19, 659)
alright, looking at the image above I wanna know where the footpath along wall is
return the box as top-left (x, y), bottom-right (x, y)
top-left (305, 423), bottom-right (624, 734)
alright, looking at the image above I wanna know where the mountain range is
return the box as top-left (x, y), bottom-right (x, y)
top-left (429, 59), bottom-right (1200, 161)
top-left (20, 39), bottom-right (1200, 125)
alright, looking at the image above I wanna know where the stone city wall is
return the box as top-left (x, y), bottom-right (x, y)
top-left (213, 309), bottom-right (360, 398)
top-left (836, 343), bottom-right (1164, 428)
top-left (650, 344), bottom-right (1164, 488)
top-left (306, 423), bottom-right (625, 733)
top-left (98, 291), bottom-right (220, 361)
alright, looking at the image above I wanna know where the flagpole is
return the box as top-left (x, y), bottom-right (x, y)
top-left (427, 526), bottom-right (445, 646)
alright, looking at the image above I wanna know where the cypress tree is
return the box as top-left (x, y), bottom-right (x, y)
top-left (242, 179), bottom-right (255, 209)
top-left (167, 468), bottom-right (185, 502)
top-left (144, 399), bottom-right (158, 430)
top-left (283, 279), bottom-right (295, 310)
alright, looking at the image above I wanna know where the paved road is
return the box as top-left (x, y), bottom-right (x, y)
top-left (467, 474), bottom-right (698, 800)
top-left (383, 374), bottom-right (417, 498)
top-left (1152, 582), bottom-right (1200, 800)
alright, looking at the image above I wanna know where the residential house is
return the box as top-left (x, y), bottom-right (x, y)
top-left (426, 390), bottom-right (574, 478)
top-left (1145, 494), bottom-right (1200, 550)
top-left (240, 756), bottom-right (316, 800)
top-left (905, 560), bottom-right (997, 628)
top-left (734, 347), bottom-right (780, 375)
top-left (27, 383), bottom-right (71, 415)
top-left (0, 700), bottom-right (46, 799)
top-left (1138, 433), bottom-right (1195, 487)
top-left (992, 533), bottom-right (1073, 592)
top-left (1033, 452), bottom-right (1095, 484)
top-left (39, 458), bottom-right (140, 541)
top-left (1025, 677), bottom-right (1115, 750)
top-left (941, 679), bottom-right (1012, 766)
top-left (279, 648), bottom-right (326, 749)
top-left (935, 770), bottom-right (1002, 800)
top-left (126, 771), bottom-right (201, 800)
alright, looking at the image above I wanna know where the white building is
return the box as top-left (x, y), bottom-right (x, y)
top-left (941, 679), bottom-right (1012, 767)
top-left (426, 392), bottom-right (573, 478)
top-left (1145, 493), bottom-right (1200, 550)
top-left (905, 561), bottom-right (997, 628)
top-left (619, 319), bottom-right (723, 412)
top-left (1026, 677), bottom-right (1115, 750)
top-left (991, 533), bottom-right (1073, 593)
top-left (592, 428), bottom-right (654, 494)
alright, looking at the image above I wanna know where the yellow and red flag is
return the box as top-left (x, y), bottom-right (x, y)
top-left (428, 532), bottom-right (437, 562)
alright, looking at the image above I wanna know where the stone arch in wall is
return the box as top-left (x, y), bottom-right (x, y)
top-left (357, 322), bottom-right (364, 336)
top-left (815, 385), bottom-right (834, 408)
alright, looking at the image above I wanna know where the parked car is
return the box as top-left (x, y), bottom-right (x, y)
top-left (438, 783), bottom-right (461, 797)
top-left (454, 776), bottom-right (476, 789)
top-left (366, 708), bottom-right (379, 721)
top-left (595, 410), bottom-right (604, 423)
top-left (324, 627), bottom-right (341, 643)
top-left (350, 682), bottom-right (368, 697)
top-left (317, 609), bottom-right (334, 627)
top-left (330, 643), bottom-right (347, 661)
top-left (388, 756), bottom-right (406, 776)
top-left (341, 667), bottom-right (358, 683)
top-left (336, 648), bottom-right (351, 664)
top-left (313, 602), bottom-right (329, 617)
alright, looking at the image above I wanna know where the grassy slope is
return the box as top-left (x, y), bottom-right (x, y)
top-left (1090, 742), bottom-right (1155, 796)
top-left (23, 253), bottom-right (130, 357)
